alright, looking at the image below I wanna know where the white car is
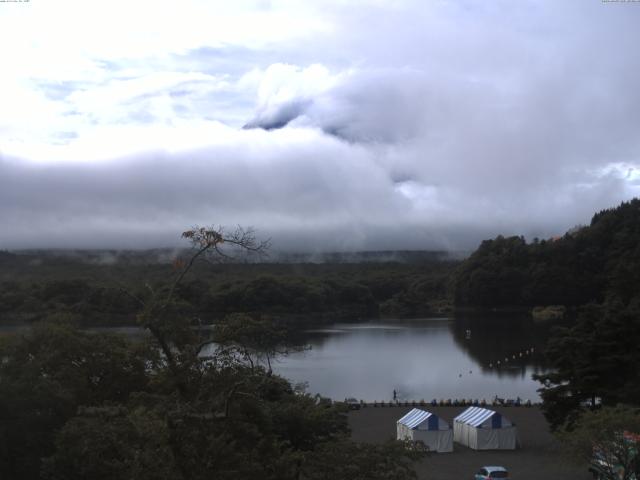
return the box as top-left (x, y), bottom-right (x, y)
top-left (475, 466), bottom-right (509, 480)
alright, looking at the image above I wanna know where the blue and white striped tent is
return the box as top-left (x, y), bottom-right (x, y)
top-left (453, 406), bottom-right (517, 450)
top-left (396, 408), bottom-right (453, 452)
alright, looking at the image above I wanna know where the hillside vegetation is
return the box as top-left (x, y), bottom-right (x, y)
top-left (453, 198), bottom-right (640, 309)
top-left (0, 253), bottom-right (456, 326)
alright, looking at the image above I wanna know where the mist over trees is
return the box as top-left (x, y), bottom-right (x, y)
top-left (453, 198), bottom-right (640, 309)
top-left (2, 200), bottom-right (640, 478)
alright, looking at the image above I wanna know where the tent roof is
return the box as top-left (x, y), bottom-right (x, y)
top-left (454, 406), bottom-right (504, 427)
top-left (397, 408), bottom-right (436, 429)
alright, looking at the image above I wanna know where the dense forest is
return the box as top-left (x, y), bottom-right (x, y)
top-left (453, 198), bottom-right (640, 309)
top-left (452, 199), bottom-right (640, 461)
top-left (0, 251), bottom-right (455, 327)
top-left (0, 228), bottom-right (426, 480)
top-left (6, 195), bottom-right (639, 326)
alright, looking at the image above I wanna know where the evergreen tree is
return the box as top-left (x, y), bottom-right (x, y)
top-left (535, 302), bottom-right (640, 430)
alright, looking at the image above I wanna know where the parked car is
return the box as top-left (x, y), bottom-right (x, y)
top-left (475, 466), bottom-right (509, 479)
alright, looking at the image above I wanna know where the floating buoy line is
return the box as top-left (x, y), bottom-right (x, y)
top-left (487, 347), bottom-right (535, 369)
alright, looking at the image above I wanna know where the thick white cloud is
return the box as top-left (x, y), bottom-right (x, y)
top-left (1, 0), bottom-right (639, 250)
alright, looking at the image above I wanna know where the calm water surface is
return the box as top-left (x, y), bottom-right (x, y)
top-left (274, 317), bottom-right (550, 403)
top-left (0, 315), bottom-right (552, 402)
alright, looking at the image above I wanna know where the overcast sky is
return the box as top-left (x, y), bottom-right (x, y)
top-left (1, 0), bottom-right (639, 251)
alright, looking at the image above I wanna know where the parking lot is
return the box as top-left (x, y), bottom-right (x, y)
top-left (348, 405), bottom-right (592, 480)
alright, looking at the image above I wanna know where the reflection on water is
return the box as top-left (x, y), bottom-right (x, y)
top-left (0, 315), bottom-right (554, 402)
top-left (275, 316), bottom-right (552, 402)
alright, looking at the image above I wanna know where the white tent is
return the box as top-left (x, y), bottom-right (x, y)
top-left (453, 406), bottom-right (517, 450)
top-left (396, 408), bottom-right (453, 453)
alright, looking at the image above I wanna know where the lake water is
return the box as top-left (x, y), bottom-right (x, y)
top-left (0, 315), bottom-right (552, 403)
top-left (274, 316), bottom-right (551, 403)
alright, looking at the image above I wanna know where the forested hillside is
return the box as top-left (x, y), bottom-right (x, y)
top-left (0, 253), bottom-right (455, 326)
top-left (453, 198), bottom-right (640, 309)
top-left (450, 200), bottom-right (640, 434)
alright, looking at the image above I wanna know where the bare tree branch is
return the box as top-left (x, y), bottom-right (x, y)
top-left (118, 225), bottom-right (269, 399)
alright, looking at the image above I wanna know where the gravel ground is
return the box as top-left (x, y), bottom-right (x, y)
top-left (348, 405), bottom-right (592, 480)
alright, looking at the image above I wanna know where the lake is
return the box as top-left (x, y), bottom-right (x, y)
top-left (274, 316), bottom-right (551, 403)
top-left (0, 314), bottom-right (552, 403)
